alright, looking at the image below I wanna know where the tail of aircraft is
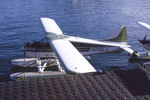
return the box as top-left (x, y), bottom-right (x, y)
top-left (103, 26), bottom-right (127, 42)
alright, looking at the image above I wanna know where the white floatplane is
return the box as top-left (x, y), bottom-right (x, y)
top-left (12, 18), bottom-right (137, 74)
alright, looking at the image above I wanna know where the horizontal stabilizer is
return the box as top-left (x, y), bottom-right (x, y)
top-left (138, 22), bottom-right (150, 30)
top-left (121, 47), bottom-right (140, 57)
top-left (121, 47), bottom-right (134, 55)
top-left (67, 36), bottom-right (128, 47)
top-left (41, 18), bottom-right (63, 35)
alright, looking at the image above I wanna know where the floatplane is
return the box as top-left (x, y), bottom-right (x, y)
top-left (129, 22), bottom-right (150, 65)
top-left (11, 18), bottom-right (137, 74)
top-left (129, 21), bottom-right (150, 62)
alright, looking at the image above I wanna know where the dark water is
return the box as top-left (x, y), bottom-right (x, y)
top-left (1, 0), bottom-right (150, 75)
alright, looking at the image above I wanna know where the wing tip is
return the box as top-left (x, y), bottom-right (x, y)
top-left (137, 21), bottom-right (144, 25)
top-left (137, 21), bottom-right (150, 29)
top-left (40, 17), bottom-right (54, 21)
top-left (40, 17), bottom-right (55, 25)
top-left (40, 17), bottom-right (63, 34)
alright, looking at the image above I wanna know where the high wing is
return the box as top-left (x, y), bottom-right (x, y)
top-left (65, 25), bottom-right (134, 55)
top-left (41, 17), bottom-right (139, 73)
top-left (138, 22), bottom-right (150, 30)
top-left (41, 18), bottom-right (97, 74)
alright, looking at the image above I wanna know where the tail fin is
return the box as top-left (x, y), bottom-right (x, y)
top-left (40, 18), bottom-right (63, 35)
top-left (103, 26), bottom-right (127, 42)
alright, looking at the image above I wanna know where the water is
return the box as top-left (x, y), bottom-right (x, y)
top-left (0, 0), bottom-right (150, 75)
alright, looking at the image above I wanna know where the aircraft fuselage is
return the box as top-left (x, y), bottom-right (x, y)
top-left (23, 41), bottom-right (122, 58)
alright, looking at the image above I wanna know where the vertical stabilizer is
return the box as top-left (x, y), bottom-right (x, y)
top-left (103, 26), bottom-right (127, 42)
